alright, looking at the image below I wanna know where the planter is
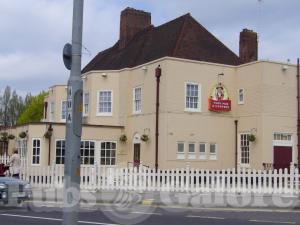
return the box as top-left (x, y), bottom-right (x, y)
top-left (141, 134), bottom-right (149, 142)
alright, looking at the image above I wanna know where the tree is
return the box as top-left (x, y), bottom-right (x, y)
top-left (2, 86), bottom-right (11, 126)
top-left (17, 91), bottom-right (48, 125)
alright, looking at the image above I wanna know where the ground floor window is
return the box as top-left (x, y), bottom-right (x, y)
top-left (56, 140), bottom-right (65, 164)
top-left (81, 141), bottom-right (95, 165)
top-left (188, 143), bottom-right (196, 159)
top-left (209, 143), bottom-right (217, 160)
top-left (199, 143), bottom-right (206, 160)
top-left (17, 138), bottom-right (27, 158)
top-left (240, 134), bottom-right (250, 165)
top-left (177, 142), bottom-right (185, 159)
top-left (32, 138), bottom-right (41, 165)
top-left (100, 142), bottom-right (116, 165)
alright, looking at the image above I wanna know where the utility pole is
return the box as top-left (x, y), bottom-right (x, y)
top-left (62, 1), bottom-right (84, 225)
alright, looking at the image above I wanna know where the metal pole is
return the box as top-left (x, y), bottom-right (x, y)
top-left (234, 120), bottom-right (238, 170)
top-left (297, 58), bottom-right (300, 169)
top-left (63, 1), bottom-right (84, 225)
top-left (155, 65), bottom-right (161, 172)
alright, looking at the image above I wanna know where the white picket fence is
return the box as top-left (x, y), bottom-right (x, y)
top-left (0, 156), bottom-right (299, 195)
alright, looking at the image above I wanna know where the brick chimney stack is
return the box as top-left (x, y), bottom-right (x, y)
top-left (239, 29), bottom-right (258, 64)
top-left (119, 7), bottom-right (151, 49)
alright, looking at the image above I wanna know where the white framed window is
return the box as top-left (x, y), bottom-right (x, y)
top-left (188, 143), bottom-right (196, 159)
top-left (50, 102), bottom-right (55, 121)
top-left (17, 138), bottom-right (27, 158)
top-left (199, 143), bottom-right (206, 160)
top-left (177, 142), bottom-right (185, 160)
top-left (133, 87), bottom-right (142, 114)
top-left (56, 140), bottom-right (65, 164)
top-left (100, 142), bottom-right (116, 165)
top-left (238, 88), bottom-right (245, 104)
top-left (81, 141), bottom-right (95, 165)
top-left (240, 134), bottom-right (250, 165)
top-left (83, 92), bottom-right (89, 117)
top-left (32, 138), bottom-right (41, 165)
top-left (185, 82), bottom-right (201, 112)
top-left (97, 90), bottom-right (113, 116)
top-left (61, 100), bottom-right (67, 121)
top-left (209, 143), bottom-right (217, 160)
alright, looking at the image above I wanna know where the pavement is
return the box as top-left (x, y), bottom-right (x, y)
top-left (32, 188), bottom-right (300, 209)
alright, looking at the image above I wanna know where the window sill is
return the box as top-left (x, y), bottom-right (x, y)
top-left (96, 113), bottom-right (113, 117)
top-left (133, 111), bottom-right (142, 115)
top-left (184, 109), bottom-right (201, 113)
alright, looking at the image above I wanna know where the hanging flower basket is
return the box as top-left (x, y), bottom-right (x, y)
top-left (248, 134), bottom-right (256, 142)
top-left (8, 134), bottom-right (15, 140)
top-left (19, 131), bottom-right (27, 139)
top-left (119, 134), bottom-right (127, 143)
top-left (141, 134), bottom-right (149, 142)
top-left (0, 132), bottom-right (8, 142)
top-left (44, 127), bottom-right (53, 139)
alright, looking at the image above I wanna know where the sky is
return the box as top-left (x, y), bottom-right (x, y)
top-left (0, 0), bottom-right (299, 96)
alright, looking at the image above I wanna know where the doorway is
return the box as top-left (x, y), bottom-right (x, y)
top-left (273, 146), bottom-right (292, 170)
top-left (133, 143), bottom-right (141, 167)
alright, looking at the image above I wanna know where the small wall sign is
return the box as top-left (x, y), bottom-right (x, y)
top-left (208, 82), bottom-right (231, 112)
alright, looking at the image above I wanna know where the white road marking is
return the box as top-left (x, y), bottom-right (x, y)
top-left (249, 219), bottom-right (296, 224)
top-left (0, 213), bottom-right (120, 225)
top-left (186, 215), bottom-right (225, 220)
top-left (102, 209), bottom-right (161, 215)
top-left (130, 211), bottom-right (161, 215)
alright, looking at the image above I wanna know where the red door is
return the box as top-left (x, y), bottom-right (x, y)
top-left (273, 146), bottom-right (292, 170)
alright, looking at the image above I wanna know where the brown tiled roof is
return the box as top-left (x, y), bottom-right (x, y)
top-left (82, 14), bottom-right (240, 73)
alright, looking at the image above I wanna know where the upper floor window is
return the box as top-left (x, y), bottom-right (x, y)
top-left (50, 102), bottom-right (55, 121)
top-left (238, 88), bottom-right (245, 104)
top-left (32, 138), bottom-right (41, 165)
top-left (177, 142), bottom-right (185, 160)
top-left (100, 142), bottom-right (116, 165)
top-left (185, 83), bottom-right (201, 112)
top-left (133, 87), bottom-right (142, 113)
top-left (97, 91), bottom-right (112, 116)
top-left (61, 101), bottom-right (67, 121)
top-left (83, 92), bottom-right (89, 116)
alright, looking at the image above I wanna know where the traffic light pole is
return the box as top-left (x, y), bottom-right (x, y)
top-left (63, 1), bottom-right (84, 225)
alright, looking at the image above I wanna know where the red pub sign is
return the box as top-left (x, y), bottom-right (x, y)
top-left (208, 83), bottom-right (231, 112)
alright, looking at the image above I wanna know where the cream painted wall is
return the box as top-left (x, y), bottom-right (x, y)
top-left (5, 57), bottom-right (296, 170)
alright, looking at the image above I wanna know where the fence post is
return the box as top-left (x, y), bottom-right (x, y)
top-left (185, 165), bottom-right (190, 192)
top-left (289, 163), bottom-right (294, 195)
